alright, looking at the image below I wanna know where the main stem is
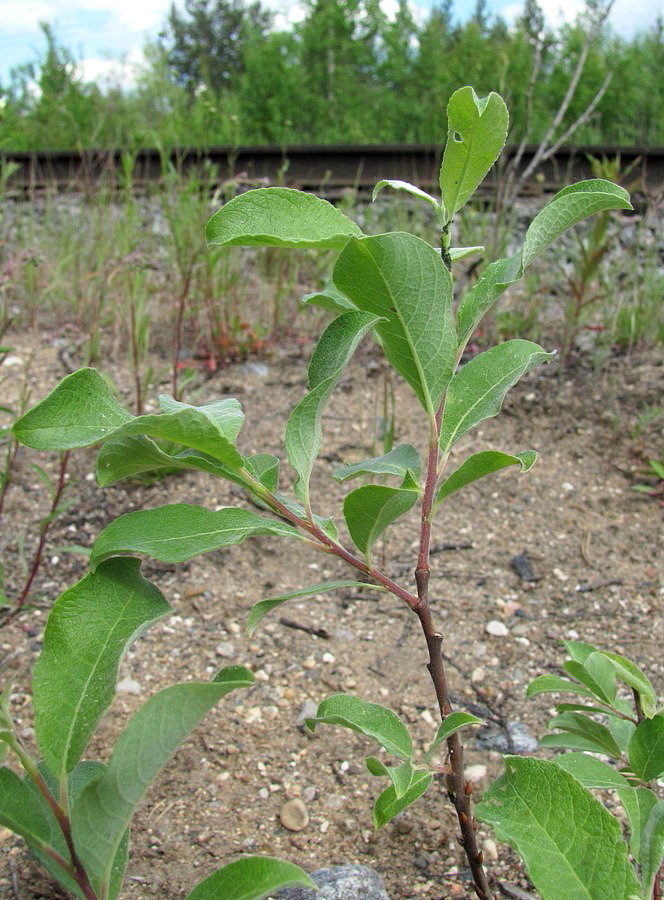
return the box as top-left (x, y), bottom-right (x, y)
top-left (414, 416), bottom-right (494, 900)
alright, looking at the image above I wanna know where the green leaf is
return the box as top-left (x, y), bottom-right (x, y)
top-left (372, 771), bottom-right (433, 829)
top-left (522, 180), bottom-right (632, 268)
top-left (333, 233), bottom-right (456, 416)
top-left (424, 712), bottom-right (483, 763)
top-left (640, 800), bottom-right (664, 898)
top-left (12, 367), bottom-right (246, 472)
top-left (0, 768), bottom-right (52, 847)
top-left (456, 254), bottom-right (523, 348)
top-left (302, 281), bottom-right (357, 313)
top-left (306, 694), bottom-right (413, 760)
top-left (618, 785), bottom-right (658, 861)
top-left (440, 341), bottom-right (553, 454)
top-left (158, 394), bottom-right (244, 441)
top-left (33, 558), bottom-right (170, 778)
top-left (343, 484), bottom-right (418, 562)
top-left (439, 87), bottom-right (508, 219)
top-left (245, 453), bottom-right (280, 493)
top-left (564, 640), bottom-right (598, 663)
top-left (285, 311), bottom-right (379, 501)
top-left (563, 658), bottom-right (616, 705)
top-left (372, 179), bottom-right (440, 209)
top-left (13, 368), bottom-right (132, 450)
top-left (574, 651), bottom-right (618, 704)
top-left (601, 651), bottom-right (658, 717)
top-left (247, 580), bottom-right (385, 636)
top-left (90, 504), bottom-right (303, 569)
top-left (526, 675), bottom-right (597, 700)
top-left (333, 443), bottom-right (421, 483)
top-left (476, 757), bottom-right (641, 899)
top-left (455, 182), bottom-right (630, 348)
top-left (553, 752), bottom-right (630, 790)
top-left (628, 716), bottom-right (664, 781)
top-left (185, 856), bottom-right (316, 900)
top-left (366, 756), bottom-right (415, 799)
top-left (449, 245), bottom-right (484, 261)
top-left (435, 450), bottom-right (536, 505)
top-left (103, 403), bottom-right (244, 470)
top-left (72, 667), bottom-right (255, 896)
top-left (540, 712), bottom-right (622, 758)
top-left (205, 187), bottom-right (361, 250)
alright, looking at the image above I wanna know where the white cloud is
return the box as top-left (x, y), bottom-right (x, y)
top-left (77, 47), bottom-right (147, 89)
top-left (0, 0), bottom-right (59, 31)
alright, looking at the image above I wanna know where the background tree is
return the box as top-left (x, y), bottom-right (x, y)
top-left (160, 0), bottom-right (273, 94)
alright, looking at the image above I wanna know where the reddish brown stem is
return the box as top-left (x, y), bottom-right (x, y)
top-left (16, 451), bottom-right (70, 613)
top-left (28, 766), bottom-right (97, 899)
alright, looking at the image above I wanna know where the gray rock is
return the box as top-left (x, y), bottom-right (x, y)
top-left (295, 699), bottom-right (320, 728)
top-left (276, 865), bottom-right (390, 899)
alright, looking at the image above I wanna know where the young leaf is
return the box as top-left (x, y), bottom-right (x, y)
top-left (618, 786), bottom-right (659, 861)
top-left (372, 179), bottom-right (440, 210)
top-left (640, 800), bottom-right (664, 899)
top-left (424, 712), bottom-right (483, 763)
top-left (526, 674), bottom-right (597, 700)
top-left (333, 443), bottom-right (422, 483)
top-left (285, 311), bottom-right (379, 502)
top-left (439, 341), bottom-right (553, 454)
top-left (33, 558), bottom-right (170, 778)
top-left (435, 450), bottom-right (536, 506)
top-left (563, 658), bottom-right (616, 705)
top-left (521, 180), bottom-right (632, 268)
top-left (13, 368), bottom-right (132, 450)
top-left (449, 245), bottom-right (484, 261)
top-left (570, 651), bottom-right (618, 704)
top-left (456, 254), bottom-right (523, 350)
top-left (158, 394), bottom-right (245, 441)
top-left (366, 756), bottom-right (415, 799)
top-left (343, 484), bottom-right (418, 562)
top-left (0, 768), bottom-right (52, 848)
top-left (72, 667), bottom-right (255, 896)
top-left (247, 580), bottom-right (385, 636)
top-left (306, 694), bottom-right (413, 761)
top-left (539, 712), bottom-right (622, 757)
top-left (601, 651), bottom-right (658, 717)
top-left (564, 640), bottom-right (598, 663)
top-left (372, 771), bottom-right (433, 829)
top-left (103, 405), bottom-right (244, 470)
top-left (333, 232), bottom-right (456, 417)
top-left (439, 87), bottom-right (508, 219)
top-left (185, 856), bottom-right (316, 900)
top-left (90, 504), bottom-right (303, 569)
top-left (302, 281), bottom-right (357, 314)
top-left (628, 716), bottom-right (664, 781)
top-left (476, 757), bottom-right (641, 899)
top-left (205, 187), bottom-right (362, 250)
top-left (552, 752), bottom-right (630, 790)
top-left (244, 453), bottom-right (280, 493)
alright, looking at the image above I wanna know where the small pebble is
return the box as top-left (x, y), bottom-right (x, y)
top-left (116, 676), bottom-right (141, 695)
top-left (482, 838), bottom-right (499, 861)
top-left (279, 798), bottom-right (309, 832)
top-left (215, 642), bottom-right (236, 658)
top-left (464, 764), bottom-right (487, 782)
top-left (486, 620), bottom-right (509, 637)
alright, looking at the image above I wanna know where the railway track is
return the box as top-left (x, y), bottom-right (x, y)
top-left (1, 144), bottom-right (661, 198)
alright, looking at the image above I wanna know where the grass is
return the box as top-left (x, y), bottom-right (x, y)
top-left (1, 172), bottom-right (662, 400)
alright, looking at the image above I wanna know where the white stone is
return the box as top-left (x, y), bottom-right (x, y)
top-left (486, 620), bottom-right (509, 637)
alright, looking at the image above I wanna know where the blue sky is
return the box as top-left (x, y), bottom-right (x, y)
top-left (0, 0), bottom-right (661, 88)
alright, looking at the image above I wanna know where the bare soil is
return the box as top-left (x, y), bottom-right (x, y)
top-left (0, 333), bottom-right (662, 899)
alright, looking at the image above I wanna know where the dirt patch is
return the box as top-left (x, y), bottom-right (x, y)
top-left (0, 333), bottom-right (662, 899)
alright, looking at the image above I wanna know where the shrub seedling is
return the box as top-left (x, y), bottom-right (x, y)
top-left (9, 87), bottom-right (648, 897)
